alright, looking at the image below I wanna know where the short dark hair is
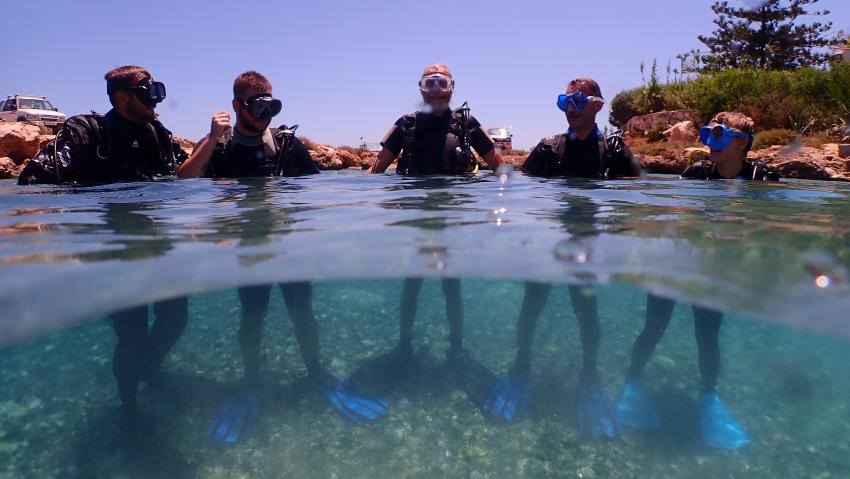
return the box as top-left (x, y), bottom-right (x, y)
top-left (568, 77), bottom-right (603, 99)
top-left (233, 71), bottom-right (272, 99)
top-left (105, 65), bottom-right (151, 106)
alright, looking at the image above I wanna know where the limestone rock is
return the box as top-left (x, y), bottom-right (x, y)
top-left (0, 157), bottom-right (16, 179)
top-left (0, 122), bottom-right (44, 162)
top-left (626, 110), bottom-right (701, 136)
top-left (640, 154), bottom-right (690, 175)
top-left (664, 121), bottom-right (699, 142)
top-left (173, 136), bottom-right (195, 155)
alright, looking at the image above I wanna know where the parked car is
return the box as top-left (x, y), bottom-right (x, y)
top-left (487, 127), bottom-right (513, 151)
top-left (0, 95), bottom-right (66, 132)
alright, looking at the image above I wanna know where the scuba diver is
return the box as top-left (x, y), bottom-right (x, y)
top-left (482, 78), bottom-right (640, 438)
top-left (17, 66), bottom-right (189, 432)
top-left (352, 64), bottom-right (504, 412)
top-left (179, 71), bottom-right (386, 443)
top-left (616, 112), bottom-right (777, 450)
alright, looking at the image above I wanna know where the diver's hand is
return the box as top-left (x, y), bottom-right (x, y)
top-left (209, 111), bottom-right (231, 141)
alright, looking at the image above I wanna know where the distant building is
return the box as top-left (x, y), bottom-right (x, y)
top-left (487, 127), bottom-right (512, 152)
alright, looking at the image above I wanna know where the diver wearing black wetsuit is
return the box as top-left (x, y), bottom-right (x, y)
top-left (618, 111), bottom-right (777, 450)
top-left (179, 71), bottom-right (388, 441)
top-left (479, 78), bottom-right (639, 437)
top-left (351, 64), bottom-right (505, 418)
top-left (18, 66), bottom-right (189, 427)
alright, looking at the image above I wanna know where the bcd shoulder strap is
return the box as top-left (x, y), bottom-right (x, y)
top-left (398, 114), bottom-right (418, 175)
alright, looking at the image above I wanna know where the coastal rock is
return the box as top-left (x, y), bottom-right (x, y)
top-left (839, 144), bottom-right (850, 159)
top-left (502, 153), bottom-right (527, 169)
top-left (626, 110), bottom-right (701, 136)
top-left (0, 122), bottom-right (44, 163)
top-left (664, 121), bottom-right (699, 142)
top-left (308, 144), bottom-right (344, 170)
top-left (305, 144), bottom-right (375, 170)
top-left (0, 157), bottom-right (17, 179)
top-left (639, 153), bottom-right (690, 174)
top-left (769, 159), bottom-right (841, 181)
top-left (173, 136), bottom-right (195, 155)
top-left (752, 143), bottom-right (850, 181)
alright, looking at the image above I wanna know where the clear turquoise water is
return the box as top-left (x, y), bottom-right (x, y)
top-left (1, 172), bottom-right (849, 478)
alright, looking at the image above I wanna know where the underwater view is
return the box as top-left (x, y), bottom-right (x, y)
top-left (1, 172), bottom-right (849, 478)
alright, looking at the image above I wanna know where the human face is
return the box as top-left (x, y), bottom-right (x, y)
top-left (233, 87), bottom-right (274, 135)
top-left (563, 84), bottom-right (603, 132)
top-left (705, 123), bottom-right (750, 165)
top-left (420, 67), bottom-right (453, 114)
top-left (115, 77), bottom-right (159, 123)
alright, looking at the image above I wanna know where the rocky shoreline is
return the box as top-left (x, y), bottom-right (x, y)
top-left (2, 118), bottom-right (849, 181)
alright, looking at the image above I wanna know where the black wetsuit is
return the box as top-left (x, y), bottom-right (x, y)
top-left (380, 110), bottom-right (494, 175)
top-left (681, 159), bottom-right (780, 181)
top-left (522, 127), bottom-right (640, 179)
top-left (202, 128), bottom-right (318, 178)
top-left (18, 109), bottom-right (185, 185)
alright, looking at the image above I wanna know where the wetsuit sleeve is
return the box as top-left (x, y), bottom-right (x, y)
top-left (467, 116), bottom-right (494, 157)
top-left (292, 137), bottom-right (320, 175)
top-left (380, 117), bottom-right (406, 156)
top-left (17, 119), bottom-right (94, 184)
top-left (521, 141), bottom-right (548, 177)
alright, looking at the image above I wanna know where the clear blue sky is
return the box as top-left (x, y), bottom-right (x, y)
top-left (3, 0), bottom-right (848, 149)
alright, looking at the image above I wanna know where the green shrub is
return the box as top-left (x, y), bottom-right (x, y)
top-left (609, 87), bottom-right (644, 128)
top-left (752, 129), bottom-right (800, 150)
top-left (613, 65), bottom-right (850, 133)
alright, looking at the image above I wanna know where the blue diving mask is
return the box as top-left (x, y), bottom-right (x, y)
top-left (557, 92), bottom-right (603, 113)
top-left (699, 124), bottom-right (754, 151)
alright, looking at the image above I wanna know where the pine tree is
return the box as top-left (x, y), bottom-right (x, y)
top-left (685, 0), bottom-right (833, 72)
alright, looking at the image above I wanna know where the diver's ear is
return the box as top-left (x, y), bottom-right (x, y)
top-left (232, 98), bottom-right (240, 114)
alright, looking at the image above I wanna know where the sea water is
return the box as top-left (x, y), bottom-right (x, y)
top-left (0, 171), bottom-right (849, 478)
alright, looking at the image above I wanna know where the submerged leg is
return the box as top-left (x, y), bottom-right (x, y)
top-left (238, 285), bottom-right (272, 387)
top-left (280, 282), bottom-right (321, 379)
top-left (570, 285), bottom-right (618, 438)
top-left (207, 286), bottom-right (270, 444)
top-left (569, 285), bottom-right (600, 379)
top-left (628, 294), bottom-right (676, 378)
top-left (483, 281), bottom-right (549, 423)
top-left (147, 296), bottom-right (189, 384)
top-left (693, 306), bottom-right (722, 393)
top-left (111, 305), bottom-right (150, 419)
top-left (617, 294), bottom-right (673, 431)
top-left (399, 278), bottom-right (423, 353)
top-left (442, 278), bottom-right (464, 354)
